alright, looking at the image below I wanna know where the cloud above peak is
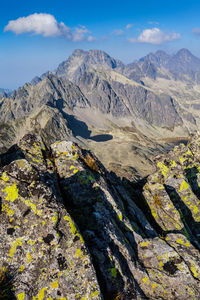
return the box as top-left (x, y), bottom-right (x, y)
top-left (128, 27), bottom-right (180, 44)
top-left (4, 13), bottom-right (95, 42)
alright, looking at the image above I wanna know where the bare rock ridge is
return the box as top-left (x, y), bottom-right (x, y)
top-left (33, 48), bottom-right (200, 84)
top-left (0, 133), bottom-right (200, 299)
top-left (0, 88), bottom-right (12, 98)
top-left (5, 71), bottom-right (184, 129)
top-left (126, 48), bottom-right (200, 83)
top-left (0, 75), bottom-right (89, 152)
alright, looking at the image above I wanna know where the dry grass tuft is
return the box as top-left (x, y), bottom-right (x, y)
top-left (113, 291), bottom-right (124, 300)
top-left (153, 193), bottom-right (162, 207)
top-left (81, 153), bottom-right (99, 172)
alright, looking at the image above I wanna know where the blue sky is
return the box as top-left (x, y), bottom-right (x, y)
top-left (1, 0), bottom-right (200, 89)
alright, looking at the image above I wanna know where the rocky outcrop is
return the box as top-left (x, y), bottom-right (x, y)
top-left (0, 134), bottom-right (101, 299)
top-left (0, 133), bottom-right (200, 299)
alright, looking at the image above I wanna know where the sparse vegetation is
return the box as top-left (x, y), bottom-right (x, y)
top-left (81, 153), bottom-right (100, 172)
top-left (153, 193), bottom-right (162, 207)
top-left (113, 291), bottom-right (123, 300)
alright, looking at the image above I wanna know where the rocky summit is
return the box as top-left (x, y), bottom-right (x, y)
top-left (0, 133), bottom-right (200, 299)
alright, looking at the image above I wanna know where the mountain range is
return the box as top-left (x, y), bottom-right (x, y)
top-left (1, 48), bottom-right (200, 299)
top-left (1, 48), bottom-right (200, 179)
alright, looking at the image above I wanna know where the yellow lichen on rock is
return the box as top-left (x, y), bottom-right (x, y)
top-left (3, 183), bottom-right (18, 202)
top-left (17, 293), bottom-right (25, 300)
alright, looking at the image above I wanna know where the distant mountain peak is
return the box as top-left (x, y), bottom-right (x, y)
top-left (70, 48), bottom-right (114, 59)
top-left (139, 50), bottom-right (171, 68)
top-left (155, 50), bottom-right (168, 56)
top-left (29, 47), bottom-right (200, 89)
top-left (176, 48), bottom-right (193, 56)
top-left (53, 48), bottom-right (125, 83)
top-left (71, 49), bottom-right (86, 56)
top-left (173, 48), bottom-right (200, 64)
top-left (88, 49), bottom-right (112, 56)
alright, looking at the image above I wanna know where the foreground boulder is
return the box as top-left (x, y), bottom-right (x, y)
top-left (0, 133), bottom-right (200, 299)
top-left (0, 135), bottom-right (100, 299)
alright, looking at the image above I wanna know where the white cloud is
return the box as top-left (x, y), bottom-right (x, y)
top-left (72, 25), bottom-right (90, 41)
top-left (113, 29), bottom-right (124, 36)
top-left (128, 28), bottom-right (180, 44)
top-left (4, 13), bottom-right (96, 42)
top-left (126, 24), bottom-right (133, 30)
top-left (4, 13), bottom-right (69, 37)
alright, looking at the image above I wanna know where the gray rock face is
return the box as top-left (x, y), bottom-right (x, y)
top-left (0, 133), bottom-right (200, 299)
top-left (125, 60), bottom-right (157, 81)
top-left (55, 49), bottom-right (125, 83)
top-left (0, 105), bottom-right (73, 155)
top-left (77, 70), bottom-right (183, 128)
top-left (166, 49), bottom-right (200, 82)
top-left (77, 71), bottom-right (130, 117)
top-left (0, 134), bottom-right (101, 299)
top-left (140, 50), bottom-right (171, 68)
top-left (0, 75), bottom-right (91, 155)
top-left (0, 122), bottom-right (16, 153)
top-left (30, 76), bottom-right (42, 85)
top-left (111, 81), bottom-right (183, 128)
top-left (0, 75), bottom-right (89, 123)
